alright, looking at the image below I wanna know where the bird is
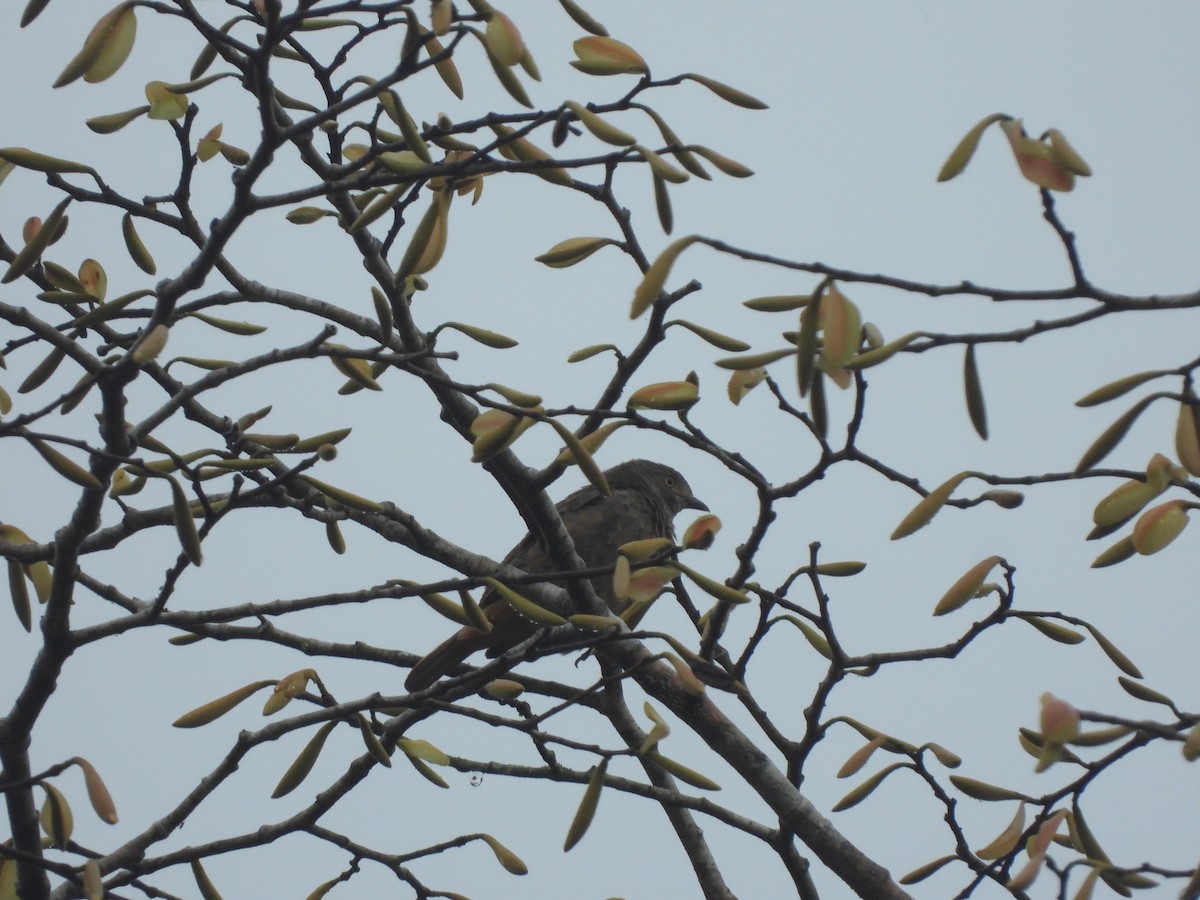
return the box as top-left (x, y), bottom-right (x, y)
top-left (405, 459), bottom-right (708, 691)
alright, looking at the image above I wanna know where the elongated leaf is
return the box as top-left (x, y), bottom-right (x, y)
top-left (891, 471), bottom-right (972, 539)
top-left (558, 0), bottom-right (607, 35)
top-left (673, 561), bottom-right (748, 605)
top-left (479, 834), bottom-right (528, 875)
top-left (3, 196), bottom-right (72, 284)
top-left (485, 578), bottom-right (567, 626)
top-left (1081, 623), bottom-right (1141, 678)
top-left (627, 380), bottom-right (698, 411)
top-left (40, 781), bottom-right (73, 849)
top-left (899, 855), bottom-right (957, 886)
top-left (652, 169), bottom-right (672, 233)
top-left (546, 418), bottom-right (609, 496)
top-left (30, 438), bottom-right (103, 490)
top-left (74, 757), bottom-right (118, 824)
top-left (167, 475), bottom-right (203, 564)
top-left (670, 319), bottom-right (749, 351)
top-left (843, 331), bottom-right (922, 370)
top-left (937, 113), bottom-right (1010, 182)
top-left (565, 101), bottom-right (635, 146)
top-left (441, 322), bottom-right (518, 348)
top-left (301, 476), bottom-right (384, 512)
top-left (630, 235), bottom-right (701, 318)
top-left (173, 680), bottom-right (276, 727)
top-left (715, 347), bottom-right (797, 370)
top-left (190, 860), bottom-right (223, 900)
top-left (832, 763), bottom-right (905, 811)
top-left (0, 147), bottom-right (93, 176)
top-left (1020, 614), bottom-right (1084, 644)
top-left (646, 751), bottom-right (721, 790)
top-left (686, 144), bottom-right (753, 177)
top-left (186, 312), bottom-right (267, 335)
top-left (8, 561), bottom-right (31, 632)
top-left (1176, 400), bottom-right (1200, 476)
top-left (1075, 370), bottom-right (1165, 407)
top-left (535, 236), bottom-right (616, 268)
top-left (396, 737), bottom-right (450, 766)
top-left (963, 344), bottom-right (988, 439)
top-left (355, 714), bottom-right (392, 767)
top-left (934, 555), bottom-right (1002, 615)
top-left (948, 775), bottom-right (1029, 802)
top-left (571, 36), bottom-right (646, 75)
top-left (19, 345), bottom-right (67, 394)
top-left (1131, 500), bottom-right (1189, 555)
top-left (1090, 535), bottom-right (1136, 568)
top-left (563, 759), bottom-right (607, 851)
top-left (683, 73), bottom-right (767, 109)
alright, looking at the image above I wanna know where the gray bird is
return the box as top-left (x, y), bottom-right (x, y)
top-left (405, 459), bottom-right (707, 691)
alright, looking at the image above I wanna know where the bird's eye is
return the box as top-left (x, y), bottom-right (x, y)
top-left (664, 476), bottom-right (676, 487)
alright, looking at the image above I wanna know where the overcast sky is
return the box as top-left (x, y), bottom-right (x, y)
top-left (3, 2), bottom-right (1199, 898)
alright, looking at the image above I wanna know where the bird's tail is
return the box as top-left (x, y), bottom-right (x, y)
top-left (405, 627), bottom-right (491, 692)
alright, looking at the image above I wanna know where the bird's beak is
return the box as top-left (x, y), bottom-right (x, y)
top-left (684, 496), bottom-right (709, 512)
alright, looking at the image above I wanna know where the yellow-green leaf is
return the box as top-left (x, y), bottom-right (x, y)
top-left (963, 344), bottom-right (988, 439)
top-left (936, 113), bottom-right (1010, 182)
top-left (563, 759), bottom-right (607, 851)
top-left (301, 476), bottom-right (384, 513)
top-left (1075, 370), bottom-right (1165, 407)
top-left (485, 578), bottom-right (567, 626)
top-left (899, 855), bottom-right (957, 886)
top-left (976, 803), bottom-right (1026, 860)
top-left (682, 144), bottom-right (753, 177)
top-left (441, 321), bottom-right (518, 348)
top-left (8, 561), bottom-right (31, 632)
top-left (645, 751), bottom-right (721, 790)
top-left (1130, 500), bottom-right (1189, 555)
top-left (630, 235), bottom-right (700, 318)
top-left (934, 555), bottom-right (1002, 616)
top-left (1080, 623), bottom-right (1141, 678)
top-left (683, 73), bottom-right (767, 109)
top-left (674, 561), bottom-right (748, 605)
top-left (186, 311), bottom-right (267, 335)
top-left (669, 319), bottom-right (749, 352)
top-left (627, 380), bottom-right (699, 411)
top-left (30, 438), bottom-right (103, 490)
top-left (74, 758), bottom-right (118, 824)
top-left (891, 471), bottom-right (972, 539)
top-left (0, 147), bottom-right (93, 176)
top-left (843, 331), bottom-right (922, 370)
top-left (832, 763), bottom-right (905, 811)
top-left (479, 834), bottom-right (528, 875)
top-left (1020, 615), bottom-right (1084, 644)
top-left (173, 681), bottom-right (278, 728)
top-left (3, 196), bottom-right (72, 284)
top-left (948, 775), bottom-right (1029, 802)
top-left (557, 0), bottom-right (607, 36)
top-left (86, 105), bottom-right (149, 134)
top-left (571, 36), bottom-right (647, 75)
top-left (190, 860), bottom-right (223, 900)
top-left (1090, 535), bottom-right (1136, 568)
top-left (396, 737), bottom-right (450, 766)
top-left (1176, 401), bottom-right (1200, 476)
top-left (166, 474), bottom-right (203, 564)
top-left (40, 781), bottom-right (73, 849)
top-left (535, 236), bottom-right (616, 268)
top-left (565, 101), bottom-right (635, 146)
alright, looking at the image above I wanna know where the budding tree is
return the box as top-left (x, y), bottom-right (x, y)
top-left (1, 3), bottom-right (1197, 900)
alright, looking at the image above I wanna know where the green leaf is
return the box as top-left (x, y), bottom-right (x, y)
top-left (963, 344), bottom-right (988, 439)
top-left (936, 113), bottom-right (1010, 182)
top-left (563, 759), bottom-right (607, 851)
